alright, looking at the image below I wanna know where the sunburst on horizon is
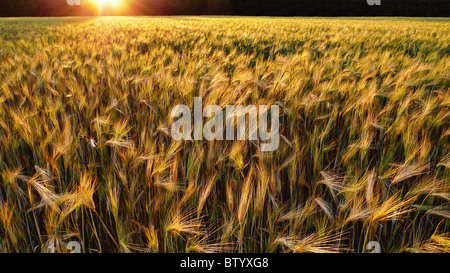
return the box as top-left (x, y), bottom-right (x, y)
top-left (93, 0), bottom-right (127, 15)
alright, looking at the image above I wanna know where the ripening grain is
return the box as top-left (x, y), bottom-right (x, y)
top-left (0, 17), bottom-right (449, 253)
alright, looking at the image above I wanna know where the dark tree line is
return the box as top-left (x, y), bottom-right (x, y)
top-left (0, 0), bottom-right (448, 17)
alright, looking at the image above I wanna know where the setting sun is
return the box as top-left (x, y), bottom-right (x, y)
top-left (92, 0), bottom-right (127, 15)
top-left (95, 0), bottom-right (122, 6)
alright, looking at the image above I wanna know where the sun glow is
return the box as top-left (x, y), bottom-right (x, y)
top-left (93, 0), bottom-right (127, 15)
top-left (95, 0), bottom-right (122, 5)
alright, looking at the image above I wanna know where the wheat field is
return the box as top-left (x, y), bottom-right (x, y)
top-left (0, 17), bottom-right (449, 253)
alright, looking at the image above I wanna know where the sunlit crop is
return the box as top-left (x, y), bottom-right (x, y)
top-left (0, 17), bottom-right (449, 253)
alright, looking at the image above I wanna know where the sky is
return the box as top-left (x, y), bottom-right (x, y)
top-left (0, 0), bottom-right (448, 17)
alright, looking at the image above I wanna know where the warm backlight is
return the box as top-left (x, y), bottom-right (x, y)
top-left (95, 0), bottom-right (122, 6)
top-left (93, 0), bottom-right (127, 15)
